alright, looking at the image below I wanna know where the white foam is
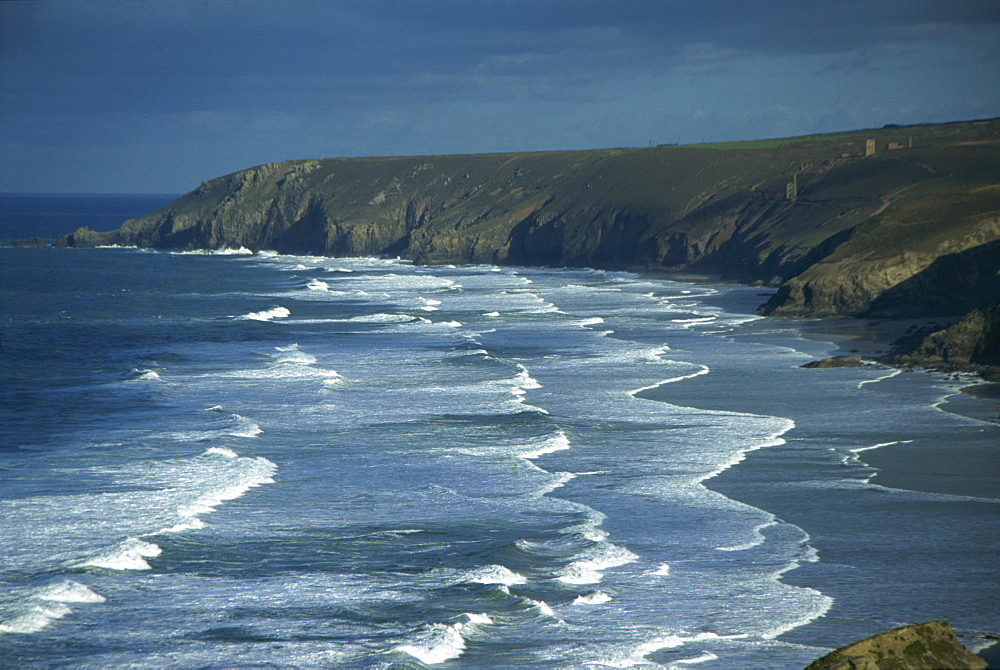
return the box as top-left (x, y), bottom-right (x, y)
top-left (306, 278), bottom-right (330, 291)
top-left (395, 625), bottom-right (467, 664)
top-left (573, 591), bottom-right (613, 605)
top-left (204, 446), bottom-right (239, 458)
top-left (82, 537), bottom-right (162, 571)
top-left (858, 366), bottom-right (901, 387)
top-left (521, 431), bottom-right (572, 459)
top-left (347, 313), bottom-right (415, 323)
top-left (464, 564), bottom-right (527, 586)
top-left (228, 414), bottom-right (262, 438)
top-left (514, 364), bottom-right (542, 391)
top-left (535, 472), bottom-right (578, 497)
top-left (460, 612), bottom-right (492, 625)
top-left (850, 439), bottom-right (913, 455)
top-left (760, 589), bottom-right (834, 640)
top-left (556, 543), bottom-right (639, 585)
top-left (130, 368), bottom-right (162, 382)
top-left (0, 602), bottom-right (73, 634)
top-left (599, 632), bottom-right (746, 668)
top-left (671, 316), bottom-right (716, 327)
top-left (483, 311), bottom-right (501, 317)
top-left (212, 246), bottom-right (253, 255)
top-left (650, 563), bottom-right (671, 576)
top-left (394, 613), bottom-right (490, 666)
top-left (419, 297), bottom-right (442, 311)
top-left (673, 651), bottom-right (719, 665)
top-left (526, 598), bottom-right (557, 618)
top-left (242, 306), bottom-right (291, 321)
top-left (579, 316), bottom-right (605, 326)
top-left (716, 520), bottom-right (776, 552)
top-left (37, 580), bottom-right (106, 604)
top-left (628, 363), bottom-right (710, 397)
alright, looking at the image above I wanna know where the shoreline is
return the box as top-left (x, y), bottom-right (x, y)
top-left (784, 315), bottom-right (1000, 502)
top-left (794, 316), bottom-right (999, 500)
top-left (691, 282), bottom-right (1000, 501)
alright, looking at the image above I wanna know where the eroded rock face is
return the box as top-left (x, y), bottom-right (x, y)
top-left (805, 621), bottom-right (987, 670)
top-left (886, 297), bottom-right (1000, 380)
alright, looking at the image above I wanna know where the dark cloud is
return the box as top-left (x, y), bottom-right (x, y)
top-left (1, 0), bottom-right (997, 192)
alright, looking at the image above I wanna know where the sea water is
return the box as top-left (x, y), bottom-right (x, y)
top-left (1, 196), bottom-right (997, 668)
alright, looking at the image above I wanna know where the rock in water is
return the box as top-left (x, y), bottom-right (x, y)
top-left (805, 621), bottom-right (987, 670)
top-left (801, 355), bottom-right (870, 368)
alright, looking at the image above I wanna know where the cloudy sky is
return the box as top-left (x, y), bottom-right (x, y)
top-left (2, 0), bottom-right (998, 194)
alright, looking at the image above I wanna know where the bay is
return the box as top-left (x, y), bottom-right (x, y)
top-left (1, 196), bottom-right (997, 668)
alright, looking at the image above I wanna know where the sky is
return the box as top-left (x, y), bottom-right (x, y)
top-left (1, 0), bottom-right (998, 194)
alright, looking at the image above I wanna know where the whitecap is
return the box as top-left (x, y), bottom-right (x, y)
top-left (204, 446), bottom-right (239, 458)
top-left (573, 591), bottom-right (612, 605)
top-left (521, 431), bottom-right (571, 459)
top-left (524, 597), bottom-right (559, 619)
top-left (129, 368), bottom-right (162, 382)
top-left (81, 538), bottom-right (162, 571)
top-left (419, 297), bottom-right (442, 311)
top-left (306, 278), bottom-right (330, 291)
top-left (556, 543), bottom-right (639, 585)
top-left (395, 620), bottom-right (473, 665)
top-left (227, 415), bottom-right (262, 438)
top-left (0, 602), bottom-right (73, 634)
top-left (37, 580), bottom-right (106, 604)
top-left (464, 564), bottom-right (527, 586)
top-left (241, 306), bottom-right (291, 321)
top-left (555, 564), bottom-right (604, 585)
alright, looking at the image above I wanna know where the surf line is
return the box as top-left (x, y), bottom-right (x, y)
top-left (627, 363), bottom-right (710, 397)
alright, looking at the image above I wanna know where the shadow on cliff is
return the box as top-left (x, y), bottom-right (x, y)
top-left (862, 239), bottom-right (1000, 318)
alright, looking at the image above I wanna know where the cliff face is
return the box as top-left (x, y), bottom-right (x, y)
top-left (56, 120), bottom-right (1000, 373)
top-left (886, 297), bottom-right (1000, 380)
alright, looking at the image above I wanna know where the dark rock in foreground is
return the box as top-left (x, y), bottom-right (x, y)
top-left (805, 621), bottom-right (987, 670)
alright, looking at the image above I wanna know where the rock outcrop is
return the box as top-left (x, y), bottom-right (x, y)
top-left (805, 621), bottom-right (987, 670)
top-left (55, 119), bottom-right (1000, 376)
top-left (886, 297), bottom-right (1000, 381)
top-left (801, 355), bottom-right (872, 369)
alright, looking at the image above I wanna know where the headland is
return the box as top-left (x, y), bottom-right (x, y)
top-left (53, 118), bottom-right (1000, 380)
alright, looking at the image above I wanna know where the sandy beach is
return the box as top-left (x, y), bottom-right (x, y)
top-left (795, 316), bottom-right (1000, 500)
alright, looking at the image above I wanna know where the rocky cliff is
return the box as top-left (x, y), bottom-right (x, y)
top-left (805, 621), bottom-right (987, 670)
top-left (56, 119), bottom-right (1000, 375)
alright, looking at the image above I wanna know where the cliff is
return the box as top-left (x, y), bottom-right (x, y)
top-left (56, 119), bottom-right (1000, 374)
top-left (805, 621), bottom-right (987, 670)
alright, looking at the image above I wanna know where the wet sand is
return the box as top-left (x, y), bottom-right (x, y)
top-left (796, 317), bottom-right (999, 500)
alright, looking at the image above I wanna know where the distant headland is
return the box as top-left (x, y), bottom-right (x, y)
top-left (55, 119), bottom-right (1000, 380)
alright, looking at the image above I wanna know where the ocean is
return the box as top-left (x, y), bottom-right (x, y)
top-left (1, 194), bottom-right (997, 668)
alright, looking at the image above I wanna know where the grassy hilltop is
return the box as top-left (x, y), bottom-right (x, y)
top-left (59, 119), bottom-right (1000, 376)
